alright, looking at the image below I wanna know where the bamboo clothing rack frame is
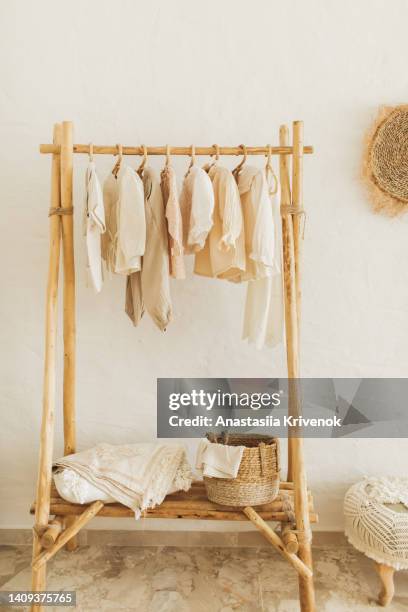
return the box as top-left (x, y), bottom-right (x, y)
top-left (31, 121), bottom-right (316, 612)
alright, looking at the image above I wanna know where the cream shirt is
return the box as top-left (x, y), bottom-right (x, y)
top-left (194, 165), bottom-right (245, 278)
top-left (125, 168), bottom-right (172, 331)
top-left (242, 181), bottom-right (284, 349)
top-left (102, 165), bottom-right (146, 275)
top-left (83, 161), bottom-right (105, 293)
top-left (180, 165), bottom-right (214, 253)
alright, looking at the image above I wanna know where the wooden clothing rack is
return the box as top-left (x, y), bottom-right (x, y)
top-left (31, 121), bottom-right (317, 612)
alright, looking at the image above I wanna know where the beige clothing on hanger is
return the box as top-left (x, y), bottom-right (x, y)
top-left (161, 165), bottom-right (185, 279)
top-left (194, 165), bottom-right (245, 278)
top-left (242, 182), bottom-right (284, 349)
top-left (180, 166), bottom-right (214, 254)
top-left (234, 166), bottom-right (275, 282)
top-left (101, 165), bottom-right (146, 275)
top-left (83, 161), bottom-right (105, 293)
top-left (125, 168), bottom-right (172, 331)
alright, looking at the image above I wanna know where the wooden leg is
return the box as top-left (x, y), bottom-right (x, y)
top-left (375, 562), bottom-right (395, 607)
top-left (31, 123), bottom-right (62, 612)
top-left (291, 432), bottom-right (315, 612)
top-left (280, 123), bottom-right (316, 612)
top-left (291, 414), bottom-right (315, 612)
top-left (61, 120), bottom-right (76, 458)
top-left (297, 538), bottom-right (315, 612)
top-left (31, 532), bottom-right (46, 612)
top-left (60, 121), bottom-right (77, 552)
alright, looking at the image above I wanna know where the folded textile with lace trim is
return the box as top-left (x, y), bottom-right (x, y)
top-left (53, 443), bottom-right (193, 519)
top-left (195, 438), bottom-right (245, 479)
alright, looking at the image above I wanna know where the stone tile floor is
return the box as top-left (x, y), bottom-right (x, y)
top-left (0, 544), bottom-right (407, 611)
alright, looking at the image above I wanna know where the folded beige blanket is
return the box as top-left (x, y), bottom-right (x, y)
top-left (53, 442), bottom-right (193, 519)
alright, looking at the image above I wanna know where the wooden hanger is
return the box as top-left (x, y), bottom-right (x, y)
top-left (204, 143), bottom-right (220, 172)
top-left (185, 144), bottom-right (196, 177)
top-left (112, 143), bottom-right (123, 178)
top-left (165, 144), bottom-right (171, 168)
top-left (232, 144), bottom-right (247, 178)
top-left (137, 144), bottom-right (148, 177)
top-left (265, 144), bottom-right (278, 195)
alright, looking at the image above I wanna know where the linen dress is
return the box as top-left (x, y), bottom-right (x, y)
top-left (194, 165), bottom-right (245, 279)
top-left (125, 167), bottom-right (172, 331)
top-left (83, 161), bottom-right (106, 292)
top-left (179, 165), bottom-right (214, 253)
top-left (160, 164), bottom-right (185, 279)
top-left (101, 165), bottom-right (146, 275)
top-left (242, 180), bottom-right (284, 349)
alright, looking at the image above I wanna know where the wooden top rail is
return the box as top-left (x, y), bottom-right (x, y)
top-left (39, 144), bottom-right (314, 156)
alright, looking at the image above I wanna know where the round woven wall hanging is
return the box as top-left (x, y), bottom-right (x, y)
top-left (362, 105), bottom-right (408, 215)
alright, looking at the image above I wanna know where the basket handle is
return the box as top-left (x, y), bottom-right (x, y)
top-left (259, 442), bottom-right (267, 476)
top-left (221, 431), bottom-right (230, 445)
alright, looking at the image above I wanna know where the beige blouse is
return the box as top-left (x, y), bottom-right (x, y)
top-left (194, 165), bottom-right (245, 279)
top-left (180, 165), bottom-right (214, 254)
top-left (102, 165), bottom-right (146, 275)
top-left (161, 165), bottom-right (185, 279)
top-left (125, 168), bottom-right (172, 331)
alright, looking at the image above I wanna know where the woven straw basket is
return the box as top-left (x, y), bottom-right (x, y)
top-left (204, 433), bottom-right (280, 507)
top-left (362, 104), bottom-right (408, 215)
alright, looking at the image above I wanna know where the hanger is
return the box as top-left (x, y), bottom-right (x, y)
top-left (265, 144), bottom-right (278, 195)
top-left (204, 144), bottom-right (220, 172)
top-left (112, 143), bottom-right (123, 178)
top-left (232, 144), bottom-right (247, 178)
top-left (164, 144), bottom-right (172, 169)
top-left (185, 144), bottom-right (196, 177)
top-left (137, 144), bottom-right (148, 177)
top-left (85, 143), bottom-right (95, 217)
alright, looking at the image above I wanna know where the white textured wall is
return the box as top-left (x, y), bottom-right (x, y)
top-left (1, 0), bottom-right (407, 531)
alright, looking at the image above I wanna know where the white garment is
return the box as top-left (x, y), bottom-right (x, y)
top-left (53, 443), bottom-right (193, 519)
top-left (83, 161), bottom-right (105, 292)
top-left (102, 166), bottom-right (146, 275)
top-left (242, 181), bottom-right (284, 349)
top-left (125, 167), bottom-right (172, 331)
top-left (195, 438), bottom-right (245, 479)
top-left (180, 165), bottom-right (214, 253)
top-left (232, 166), bottom-right (276, 282)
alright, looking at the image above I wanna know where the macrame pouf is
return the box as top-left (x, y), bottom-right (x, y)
top-left (344, 477), bottom-right (408, 606)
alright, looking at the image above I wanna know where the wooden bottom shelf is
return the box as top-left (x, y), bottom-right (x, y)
top-left (31, 481), bottom-right (318, 523)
